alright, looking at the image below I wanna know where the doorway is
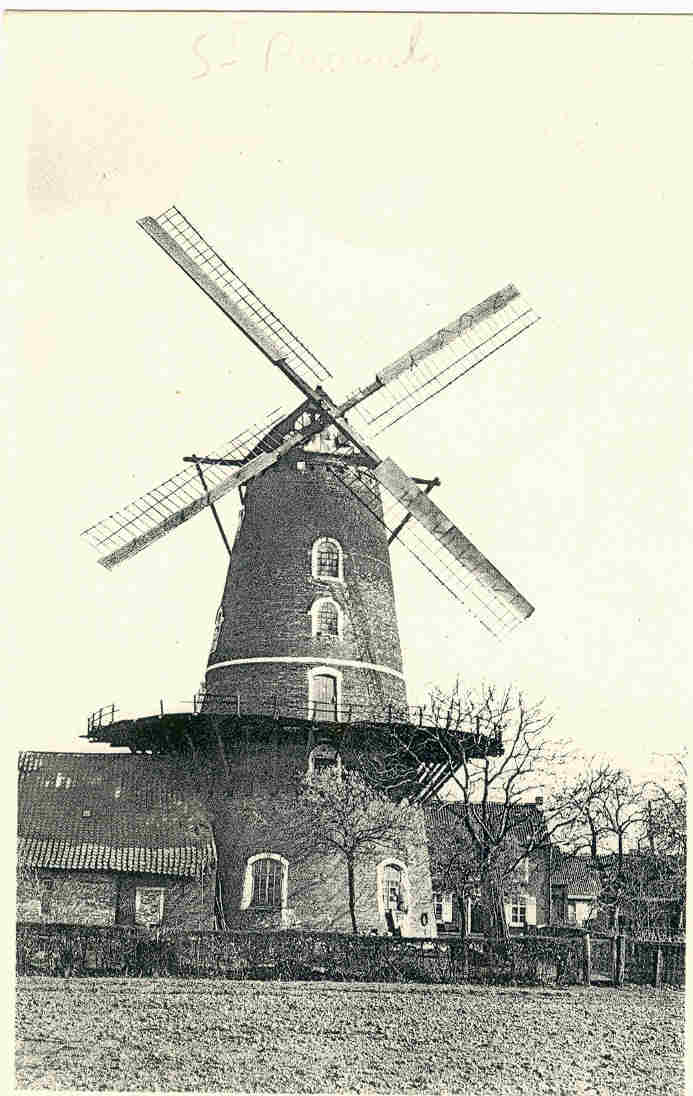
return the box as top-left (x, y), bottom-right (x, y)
top-left (310, 671), bottom-right (338, 721)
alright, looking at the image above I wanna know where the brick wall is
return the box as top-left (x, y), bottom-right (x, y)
top-left (115, 870), bottom-right (215, 930)
top-left (214, 788), bottom-right (436, 938)
top-left (17, 870), bottom-right (117, 927)
top-left (16, 868), bottom-right (216, 930)
top-left (205, 454), bottom-right (407, 714)
top-left (205, 662), bottom-right (407, 722)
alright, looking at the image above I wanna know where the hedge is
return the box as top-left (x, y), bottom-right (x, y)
top-left (16, 923), bottom-right (593, 986)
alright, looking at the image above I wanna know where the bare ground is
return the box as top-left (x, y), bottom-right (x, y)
top-left (16, 977), bottom-right (684, 1094)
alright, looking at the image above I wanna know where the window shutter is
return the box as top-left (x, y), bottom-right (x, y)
top-left (135, 887), bottom-right (164, 926)
top-left (442, 893), bottom-right (453, 923)
top-left (503, 900), bottom-right (512, 926)
top-left (525, 895), bottom-right (537, 926)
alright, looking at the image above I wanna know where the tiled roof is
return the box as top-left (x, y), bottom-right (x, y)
top-left (426, 799), bottom-right (548, 846)
top-left (17, 752), bottom-right (216, 879)
top-left (550, 851), bottom-right (684, 899)
top-left (550, 853), bottom-right (601, 895)
top-left (594, 851), bottom-right (684, 898)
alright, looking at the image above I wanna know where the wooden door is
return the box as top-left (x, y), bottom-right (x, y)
top-left (311, 673), bottom-right (337, 721)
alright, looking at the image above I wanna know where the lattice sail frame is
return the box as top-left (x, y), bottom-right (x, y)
top-left (83, 205), bottom-right (538, 634)
top-left (327, 463), bottom-right (532, 638)
top-left (138, 208), bottom-right (332, 389)
top-left (81, 403), bottom-right (322, 569)
top-left (347, 285), bottom-right (539, 436)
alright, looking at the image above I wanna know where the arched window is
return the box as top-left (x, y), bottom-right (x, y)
top-left (312, 537), bottom-right (343, 582)
top-left (240, 853), bottom-right (288, 910)
top-left (311, 597), bottom-right (341, 639)
top-left (383, 864), bottom-right (405, 912)
top-left (376, 859), bottom-right (409, 921)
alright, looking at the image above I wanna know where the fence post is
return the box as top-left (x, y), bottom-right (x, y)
top-left (652, 945), bottom-right (663, 989)
top-left (616, 933), bottom-right (626, 987)
top-left (610, 934), bottom-right (617, 985)
top-left (582, 933), bottom-right (592, 986)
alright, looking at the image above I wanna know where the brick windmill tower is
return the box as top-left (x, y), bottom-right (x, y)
top-left (83, 207), bottom-right (539, 934)
top-left (203, 412), bottom-right (409, 723)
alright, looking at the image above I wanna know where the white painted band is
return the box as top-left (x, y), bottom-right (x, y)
top-left (206, 655), bottom-right (405, 681)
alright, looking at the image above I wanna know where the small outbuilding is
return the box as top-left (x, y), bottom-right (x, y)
top-left (17, 752), bottom-right (217, 930)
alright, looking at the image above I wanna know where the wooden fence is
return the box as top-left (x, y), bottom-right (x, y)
top-left (623, 937), bottom-right (685, 988)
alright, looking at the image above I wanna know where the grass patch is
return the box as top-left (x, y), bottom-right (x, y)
top-left (16, 977), bottom-right (684, 1093)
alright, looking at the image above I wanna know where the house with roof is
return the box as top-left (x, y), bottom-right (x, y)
top-left (17, 752), bottom-right (217, 930)
top-left (19, 747), bottom-right (552, 938)
top-left (548, 849), bottom-right (685, 935)
top-left (424, 798), bottom-right (551, 935)
top-left (17, 747), bottom-right (438, 937)
top-left (549, 851), bottom-right (600, 927)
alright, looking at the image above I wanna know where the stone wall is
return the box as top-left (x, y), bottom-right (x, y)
top-left (17, 870), bottom-right (117, 927)
top-left (16, 867), bottom-right (216, 930)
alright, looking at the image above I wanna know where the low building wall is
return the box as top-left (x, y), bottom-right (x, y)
top-left (17, 868), bottom-right (216, 930)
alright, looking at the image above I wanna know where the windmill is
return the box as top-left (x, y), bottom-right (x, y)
top-left (83, 206), bottom-right (539, 799)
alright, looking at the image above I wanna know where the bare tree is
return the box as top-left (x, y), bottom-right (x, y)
top-left (359, 683), bottom-right (570, 939)
top-left (644, 751), bottom-right (687, 859)
top-left (595, 849), bottom-right (685, 937)
top-left (552, 757), bottom-right (621, 858)
top-left (286, 769), bottom-right (419, 935)
top-left (428, 803), bottom-right (537, 940)
top-left (598, 770), bottom-right (645, 872)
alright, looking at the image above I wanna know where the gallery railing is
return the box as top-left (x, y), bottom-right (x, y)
top-left (86, 691), bottom-right (503, 742)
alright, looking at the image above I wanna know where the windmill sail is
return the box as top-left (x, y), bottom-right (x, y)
top-left (138, 207), bottom-right (332, 389)
top-left (329, 459), bottom-right (533, 638)
top-left (83, 205), bottom-right (538, 637)
top-left (81, 403), bottom-right (322, 568)
top-left (344, 285), bottom-right (539, 436)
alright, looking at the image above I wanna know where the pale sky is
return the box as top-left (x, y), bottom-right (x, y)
top-left (6, 13), bottom-right (692, 787)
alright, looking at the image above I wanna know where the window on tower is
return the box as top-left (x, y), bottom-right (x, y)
top-left (312, 537), bottom-right (343, 582)
top-left (383, 864), bottom-right (405, 912)
top-left (210, 604), bottom-right (224, 655)
top-left (318, 543), bottom-right (339, 577)
top-left (311, 597), bottom-right (341, 638)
